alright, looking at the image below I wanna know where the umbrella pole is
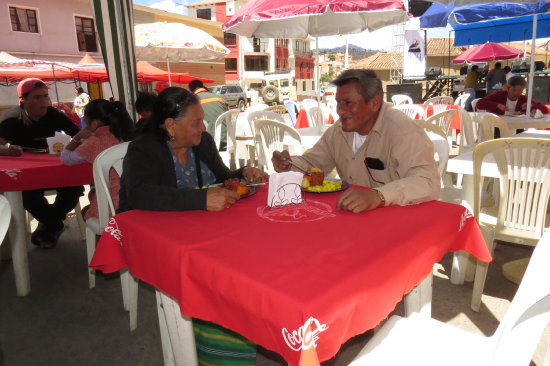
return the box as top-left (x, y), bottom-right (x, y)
top-left (315, 35), bottom-right (323, 125)
top-left (166, 48), bottom-right (172, 87)
top-left (51, 64), bottom-right (60, 109)
top-left (526, 14), bottom-right (537, 117)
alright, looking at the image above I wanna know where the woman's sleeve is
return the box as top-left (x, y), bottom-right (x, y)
top-left (60, 148), bottom-right (85, 166)
top-left (122, 139), bottom-right (207, 211)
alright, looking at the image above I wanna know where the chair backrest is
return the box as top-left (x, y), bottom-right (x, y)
top-left (454, 93), bottom-right (471, 109)
top-left (0, 194), bottom-right (11, 245)
top-left (479, 113), bottom-right (512, 142)
top-left (391, 94), bottom-right (413, 105)
top-left (304, 104), bottom-right (324, 126)
top-left (425, 131), bottom-right (450, 178)
top-left (247, 110), bottom-right (285, 137)
top-left (214, 109), bottom-right (240, 153)
top-left (473, 138), bottom-right (550, 246)
top-left (284, 101), bottom-right (300, 126)
top-left (490, 230), bottom-right (550, 365)
top-left (254, 119), bottom-right (302, 173)
top-left (457, 106), bottom-right (477, 152)
top-left (424, 109), bottom-right (457, 137)
top-left (471, 98), bottom-right (482, 113)
top-left (393, 104), bottom-right (424, 119)
top-left (423, 96), bottom-right (454, 118)
top-left (244, 103), bottom-right (268, 118)
top-left (93, 142), bottom-right (129, 230)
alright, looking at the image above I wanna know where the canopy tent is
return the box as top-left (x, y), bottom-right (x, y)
top-left (452, 42), bottom-right (524, 64)
top-left (0, 51), bottom-right (75, 83)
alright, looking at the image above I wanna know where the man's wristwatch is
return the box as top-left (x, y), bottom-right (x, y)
top-left (374, 189), bottom-right (385, 208)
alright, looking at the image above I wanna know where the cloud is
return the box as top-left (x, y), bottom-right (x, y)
top-left (148, 0), bottom-right (186, 15)
top-left (314, 26), bottom-right (396, 51)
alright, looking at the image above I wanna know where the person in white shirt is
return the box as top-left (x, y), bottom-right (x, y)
top-left (73, 87), bottom-right (90, 128)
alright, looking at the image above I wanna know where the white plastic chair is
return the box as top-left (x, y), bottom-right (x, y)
top-left (213, 109), bottom-right (241, 169)
top-left (454, 93), bottom-right (471, 109)
top-left (265, 105), bottom-right (287, 115)
top-left (349, 229), bottom-right (550, 366)
top-left (423, 95), bottom-right (454, 119)
top-left (254, 119), bottom-right (302, 174)
top-left (470, 138), bottom-right (550, 312)
top-left (391, 94), bottom-right (413, 105)
top-left (86, 142), bottom-right (139, 330)
top-left (304, 104), bottom-right (324, 126)
top-left (393, 104), bottom-right (424, 119)
top-left (424, 109), bottom-right (457, 138)
top-left (0, 195), bottom-right (11, 245)
top-left (284, 100), bottom-right (300, 126)
top-left (479, 113), bottom-right (512, 141)
top-left (246, 110), bottom-right (286, 167)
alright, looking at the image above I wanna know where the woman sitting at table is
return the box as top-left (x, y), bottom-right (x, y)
top-left (60, 99), bottom-right (135, 220)
top-left (118, 86), bottom-right (267, 213)
top-left (118, 87), bottom-right (266, 364)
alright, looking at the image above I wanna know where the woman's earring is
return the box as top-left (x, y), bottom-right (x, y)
top-left (169, 134), bottom-right (176, 141)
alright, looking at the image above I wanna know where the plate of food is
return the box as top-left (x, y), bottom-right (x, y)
top-left (220, 178), bottom-right (258, 198)
top-left (301, 168), bottom-right (349, 193)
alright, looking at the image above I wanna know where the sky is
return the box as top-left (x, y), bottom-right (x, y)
top-left (132, 0), bottom-right (455, 51)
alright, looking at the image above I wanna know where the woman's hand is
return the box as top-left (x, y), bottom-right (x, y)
top-left (242, 167), bottom-right (269, 183)
top-left (206, 187), bottom-right (240, 211)
top-left (65, 128), bottom-right (94, 151)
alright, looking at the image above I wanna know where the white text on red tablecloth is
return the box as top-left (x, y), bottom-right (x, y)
top-left (282, 316), bottom-right (329, 351)
top-left (105, 217), bottom-right (123, 243)
top-left (2, 169), bottom-right (21, 180)
top-left (459, 209), bottom-right (474, 232)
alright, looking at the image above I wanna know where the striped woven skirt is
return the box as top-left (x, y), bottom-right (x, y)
top-left (193, 318), bottom-right (257, 366)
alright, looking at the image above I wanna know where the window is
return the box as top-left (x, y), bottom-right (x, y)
top-left (295, 41), bottom-right (299, 51)
top-left (224, 33), bottom-right (236, 46)
top-left (197, 8), bottom-right (212, 20)
top-left (225, 58), bottom-right (237, 71)
top-left (312, 81), bottom-right (315, 89)
top-left (10, 6), bottom-right (38, 33)
top-left (252, 37), bottom-right (261, 52)
top-left (276, 59), bottom-right (280, 70)
top-left (244, 55), bottom-right (268, 71)
top-left (303, 81), bottom-right (306, 90)
top-left (75, 16), bottom-right (97, 52)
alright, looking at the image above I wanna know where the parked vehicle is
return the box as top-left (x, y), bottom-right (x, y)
top-left (210, 84), bottom-right (247, 111)
top-left (260, 73), bottom-right (296, 104)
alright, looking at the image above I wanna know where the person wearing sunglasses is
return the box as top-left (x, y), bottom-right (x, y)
top-left (272, 69), bottom-right (440, 213)
top-left (0, 78), bottom-right (84, 248)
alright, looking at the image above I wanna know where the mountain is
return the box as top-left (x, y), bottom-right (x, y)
top-left (319, 44), bottom-right (379, 61)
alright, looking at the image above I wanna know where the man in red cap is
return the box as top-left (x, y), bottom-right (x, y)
top-left (0, 78), bottom-right (84, 249)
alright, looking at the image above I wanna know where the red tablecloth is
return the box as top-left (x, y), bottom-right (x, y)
top-left (422, 104), bottom-right (461, 132)
top-left (91, 187), bottom-right (490, 365)
top-left (0, 153), bottom-right (93, 192)
top-left (295, 109), bottom-right (335, 128)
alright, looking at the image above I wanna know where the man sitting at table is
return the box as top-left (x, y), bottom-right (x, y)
top-left (0, 78), bottom-right (84, 249)
top-left (476, 75), bottom-right (548, 116)
top-left (272, 69), bottom-right (441, 213)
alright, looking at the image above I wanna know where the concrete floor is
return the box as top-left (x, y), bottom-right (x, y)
top-left (1, 213), bottom-right (548, 366)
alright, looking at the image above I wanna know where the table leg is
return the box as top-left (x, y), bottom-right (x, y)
top-left (404, 270), bottom-right (433, 317)
top-left (5, 191), bottom-right (31, 296)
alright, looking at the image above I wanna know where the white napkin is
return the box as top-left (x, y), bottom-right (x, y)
top-left (534, 109), bottom-right (544, 119)
top-left (46, 131), bottom-right (71, 155)
top-left (267, 171), bottom-right (304, 208)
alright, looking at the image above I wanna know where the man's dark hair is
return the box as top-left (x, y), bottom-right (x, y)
top-left (494, 62), bottom-right (502, 69)
top-left (332, 69), bottom-right (383, 104)
top-left (135, 92), bottom-right (157, 115)
top-left (76, 87), bottom-right (85, 94)
top-left (188, 79), bottom-right (205, 92)
top-left (508, 75), bottom-right (527, 88)
top-left (503, 66), bottom-right (511, 73)
top-left (471, 65), bottom-right (479, 71)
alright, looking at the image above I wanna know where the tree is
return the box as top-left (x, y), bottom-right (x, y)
top-left (320, 70), bottom-right (335, 83)
top-left (328, 54), bottom-right (336, 62)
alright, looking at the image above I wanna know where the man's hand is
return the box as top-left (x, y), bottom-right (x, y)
top-left (497, 104), bottom-right (508, 112)
top-left (336, 188), bottom-right (383, 213)
top-left (0, 144), bottom-right (23, 157)
top-left (242, 167), bottom-right (269, 183)
top-left (272, 150), bottom-right (292, 172)
top-left (206, 187), bottom-right (240, 212)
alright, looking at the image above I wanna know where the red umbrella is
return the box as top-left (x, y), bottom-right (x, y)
top-left (452, 42), bottom-right (524, 64)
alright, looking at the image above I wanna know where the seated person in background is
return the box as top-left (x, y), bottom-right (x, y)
top-left (61, 99), bottom-right (135, 220)
top-left (0, 78), bottom-right (84, 249)
top-left (134, 91), bottom-right (157, 133)
top-left (118, 86), bottom-right (267, 365)
top-left (272, 69), bottom-right (440, 213)
top-left (476, 75), bottom-right (548, 116)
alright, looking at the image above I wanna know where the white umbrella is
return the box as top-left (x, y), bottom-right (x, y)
top-left (134, 22), bottom-right (230, 86)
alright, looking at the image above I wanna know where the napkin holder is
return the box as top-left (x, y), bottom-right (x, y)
top-left (267, 171), bottom-right (304, 208)
top-left (46, 131), bottom-right (71, 155)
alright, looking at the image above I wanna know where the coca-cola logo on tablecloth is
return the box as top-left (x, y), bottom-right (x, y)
top-left (257, 200), bottom-right (336, 223)
top-left (2, 169), bottom-right (21, 180)
top-left (105, 217), bottom-right (123, 243)
top-left (459, 209), bottom-right (473, 232)
top-left (282, 316), bottom-right (329, 351)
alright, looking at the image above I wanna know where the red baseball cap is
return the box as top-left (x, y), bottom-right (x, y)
top-left (17, 78), bottom-right (50, 97)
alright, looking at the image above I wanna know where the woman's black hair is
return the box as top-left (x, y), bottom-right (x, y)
top-left (83, 99), bottom-right (135, 142)
top-left (146, 87), bottom-right (200, 139)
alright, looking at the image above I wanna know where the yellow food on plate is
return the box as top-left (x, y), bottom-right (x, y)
top-left (307, 179), bottom-right (343, 192)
